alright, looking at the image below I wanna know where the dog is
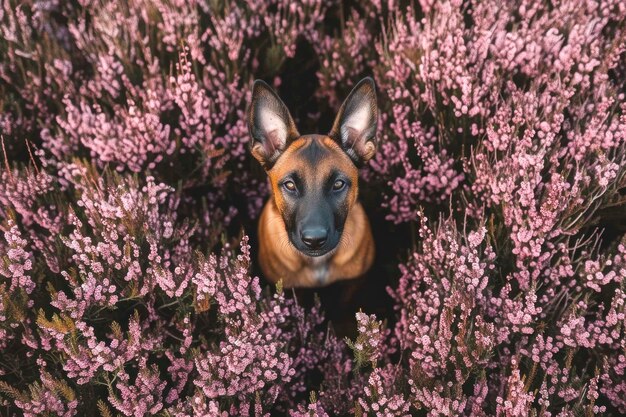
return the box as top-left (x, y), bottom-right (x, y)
top-left (247, 77), bottom-right (378, 288)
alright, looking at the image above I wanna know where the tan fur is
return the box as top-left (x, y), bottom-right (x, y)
top-left (258, 136), bottom-right (375, 287)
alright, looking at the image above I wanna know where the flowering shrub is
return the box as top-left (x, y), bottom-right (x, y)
top-left (1, 0), bottom-right (626, 415)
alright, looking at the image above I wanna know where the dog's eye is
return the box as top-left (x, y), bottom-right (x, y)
top-left (283, 180), bottom-right (297, 192)
top-left (332, 179), bottom-right (346, 191)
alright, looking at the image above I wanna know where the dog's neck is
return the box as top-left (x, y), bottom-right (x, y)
top-left (257, 198), bottom-right (375, 288)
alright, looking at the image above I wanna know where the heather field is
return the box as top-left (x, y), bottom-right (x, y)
top-left (1, 0), bottom-right (626, 416)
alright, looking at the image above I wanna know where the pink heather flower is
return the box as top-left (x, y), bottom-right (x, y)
top-left (495, 361), bottom-right (534, 417)
top-left (108, 358), bottom-right (167, 417)
top-left (289, 404), bottom-right (330, 417)
top-left (358, 366), bottom-right (410, 416)
top-left (0, 221), bottom-right (35, 295)
top-left (348, 311), bottom-right (388, 368)
top-left (193, 239), bottom-right (296, 407)
top-left (13, 369), bottom-right (78, 417)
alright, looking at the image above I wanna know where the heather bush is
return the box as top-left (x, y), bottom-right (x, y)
top-left (1, 0), bottom-right (626, 416)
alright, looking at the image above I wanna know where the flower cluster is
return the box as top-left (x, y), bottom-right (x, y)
top-left (347, 311), bottom-right (387, 369)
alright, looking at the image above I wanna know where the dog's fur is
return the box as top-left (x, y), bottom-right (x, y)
top-left (248, 78), bottom-right (377, 288)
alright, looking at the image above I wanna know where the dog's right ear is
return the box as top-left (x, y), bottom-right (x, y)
top-left (247, 80), bottom-right (299, 169)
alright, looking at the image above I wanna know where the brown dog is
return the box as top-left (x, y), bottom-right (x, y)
top-left (247, 78), bottom-right (377, 288)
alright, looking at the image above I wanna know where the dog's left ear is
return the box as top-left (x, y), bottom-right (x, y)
top-left (329, 77), bottom-right (378, 165)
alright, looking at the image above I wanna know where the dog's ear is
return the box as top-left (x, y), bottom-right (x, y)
top-left (329, 77), bottom-right (378, 166)
top-left (247, 80), bottom-right (299, 169)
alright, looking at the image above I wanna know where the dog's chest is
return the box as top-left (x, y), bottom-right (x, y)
top-left (309, 257), bottom-right (330, 285)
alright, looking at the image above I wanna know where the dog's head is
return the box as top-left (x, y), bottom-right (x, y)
top-left (248, 78), bottom-right (377, 257)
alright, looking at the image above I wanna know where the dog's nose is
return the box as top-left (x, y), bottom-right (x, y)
top-left (301, 228), bottom-right (328, 250)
